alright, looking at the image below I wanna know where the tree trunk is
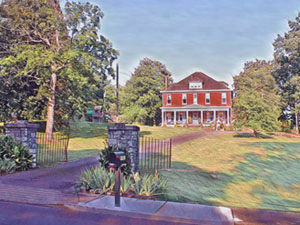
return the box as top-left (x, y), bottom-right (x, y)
top-left (153, 116), bottom-right (156, 127)
top-left (45, 65), bottom-right (57, 138)
top-left (253, 130), bottom-right (258, 138)
top-left (296, 111), bottom-right (299, 134)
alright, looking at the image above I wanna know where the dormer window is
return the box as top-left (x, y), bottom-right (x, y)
top-left (189, 82), bottom-right (202, 89)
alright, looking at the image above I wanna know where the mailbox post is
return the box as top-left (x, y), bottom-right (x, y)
top-left (108, 152), bottom-right (126, 207)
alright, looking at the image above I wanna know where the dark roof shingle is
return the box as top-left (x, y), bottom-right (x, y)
top-left (167, 72), bottom-right (229, 91)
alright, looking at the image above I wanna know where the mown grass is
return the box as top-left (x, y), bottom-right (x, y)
top-left (159, 133), bottom-right (300, 212)
top-left (67, 122), bottom-right (203, 161)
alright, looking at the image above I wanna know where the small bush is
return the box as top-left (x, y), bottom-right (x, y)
top-left (0, 157), bottom-right (16, 174)
top-left (281, 121), bottom-right (291, 133)
top-left (79, 166), bottom-right (167, 197)
top-left (131, 171), bottom-right (167, 196)
top-left (80, 166), bottom-right (115, 193)
top-left (0, 136), bottom-right (34, 172)
top-left (99, 145), bottom-right (132, 176)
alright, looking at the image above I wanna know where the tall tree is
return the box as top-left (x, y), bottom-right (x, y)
top-left (233, 60), bottom-right (281, 136)
top-left (0, 1), bottom-right (118, 135)
top-left (273, 12), bottom-right (300, 133)
top-left (122, 58), bottom-right (172, 125)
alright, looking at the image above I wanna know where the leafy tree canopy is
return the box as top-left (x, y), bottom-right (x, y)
top-left (121, 58), bottom-right (172, 125)
top-left (273, 12), bottom-right (300, 122)
top-left (233, 60), bottom-right (281, 136)
top-left (0, 0), bottom-right (118, 134)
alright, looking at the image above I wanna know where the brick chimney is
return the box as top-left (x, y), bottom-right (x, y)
top-left (164, 76), bottom-right (169, 90)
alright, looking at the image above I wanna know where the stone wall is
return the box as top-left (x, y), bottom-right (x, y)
top-left (107, 123), bottom-right (140, 172)
top-left (5, 120), bottom-right (39, 167)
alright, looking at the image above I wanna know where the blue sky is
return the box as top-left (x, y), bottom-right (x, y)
top-left (71, 0), bottom-right (300, 86)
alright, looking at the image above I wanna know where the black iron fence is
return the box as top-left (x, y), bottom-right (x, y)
top-left (139, 137), bottom-right (172, 171)
top-left (36, 132), bottom-right (69, 165)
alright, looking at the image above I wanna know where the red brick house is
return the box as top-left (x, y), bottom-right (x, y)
top-left (161, 72), bottom-right (232, 127)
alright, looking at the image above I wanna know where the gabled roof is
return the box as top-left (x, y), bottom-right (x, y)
top-left (166, 72), bottom-right (229, 91)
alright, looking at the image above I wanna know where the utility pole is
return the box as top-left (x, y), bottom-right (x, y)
top-left (116, 64), bottom-right (119, 122)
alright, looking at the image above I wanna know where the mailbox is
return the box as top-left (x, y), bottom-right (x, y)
top-left (108, 151), bottom-right (127, 207)
top-left (109, 152), bottom-right (126, 168)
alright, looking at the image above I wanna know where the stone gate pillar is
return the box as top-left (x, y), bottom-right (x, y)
top-left (108, 123), bottom-right (140, 172)
top-left (5, 120), bottom-right (39, 167)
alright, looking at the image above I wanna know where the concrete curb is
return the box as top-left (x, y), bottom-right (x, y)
top-left (65, 196), bottom-right (234, 225)
top-left (65, 203), bottom-right (230, 225)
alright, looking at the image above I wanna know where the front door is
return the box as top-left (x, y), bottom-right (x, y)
top-left (193, 112), bottom-right (198, 125)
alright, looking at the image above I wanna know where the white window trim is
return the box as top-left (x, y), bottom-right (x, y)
top-left (182, 93), bottom-right (187, 105)
top-left (222, 93), bottom-right (227, 104)
top-left (189, 82), bottom-right (203, 89)
top-left (167, 94), bottom-right (171, 105)
top-left (193, 93), bottom-right (198, 104)
top-left (205, 93), bottom-right (210, 104)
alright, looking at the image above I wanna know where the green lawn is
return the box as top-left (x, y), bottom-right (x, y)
top-left (67, 122), bottom-right (203, 161)
top-left (159, 133), bottom-right (300, 212)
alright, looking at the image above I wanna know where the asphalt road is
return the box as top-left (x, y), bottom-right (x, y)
top-left (0, 201), bottom-right (200, 225)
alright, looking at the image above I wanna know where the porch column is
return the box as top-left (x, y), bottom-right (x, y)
top-left (201, 110), bottom-right (203, 124)
top-left (174, 111), bottom-right (176, 126)
top-left (161, 110), bottom-right (164, 126)
top-left (213, 110), bottom-right (216, 123)
top-left (227, 109), bottom-right (230, 125)
top-left (186, 110), bottom-right (189, 124)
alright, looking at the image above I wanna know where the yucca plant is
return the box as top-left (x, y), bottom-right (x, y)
top-left (0, 136), bottom-right (33, 171)
top-left (131, 171), bottom-right (167, 196)
top-left (120, 173), bottom-right (132, 193)
top-left (80, 166), bottom-right (115, 193)
top-left (0, 156), bottom-right (16, 174)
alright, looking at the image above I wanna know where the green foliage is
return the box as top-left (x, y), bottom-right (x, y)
top-left (80, 166), bottom-right (115, 193)
top-left (273, 12), bottom-right (300, 125)
top-left (0, 1), bottom-right (118, 134)
top-left (281, 120), bottom-right (292, 133)
top-left (0, 157), bottom-right (16, 174)
top-left (131, 171), bottom-right (167, 196)
top-left (0, 136), bottom-right (33, 172)
top-left (98, 145), bottom-right (132, 176)
top-left (121, 58), bottom-right (172, 125)
top-left (79, 165), bottom-right (167, 197)
top-left (233, 60), bottom-right (281, 134)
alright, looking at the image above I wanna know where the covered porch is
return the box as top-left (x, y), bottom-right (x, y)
top-left (161, 106), bottom-right (231, 127)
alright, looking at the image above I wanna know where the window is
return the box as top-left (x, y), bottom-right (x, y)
top-left (193, 93), bottom-right (198, 104)
top-left (205, 93), bottom-right (210, 104)
top-left (182, 94), bottom-right (187, 104)
top-left (222, 93), bottom-right (227, 104)
top-left (189, 82), bottom-right (202, 89)
top-left (167, 94), bottom-right (171, 105)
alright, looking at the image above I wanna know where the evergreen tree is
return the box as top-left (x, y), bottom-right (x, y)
top-left (233, 60), bottom-right (281, 136)
top-left (121, 58), bottom-right (172, 125)
top-left (0, 1), bottom-right (118, 135)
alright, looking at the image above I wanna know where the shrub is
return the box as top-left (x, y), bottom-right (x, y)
top-left (79, 166), bottom-right (168, 197)
top-left (0, 136), bottom-right (33, 171)
top-left (99, 145), bottom-right (132, 176)
top-left (0, 157), bottom-right (16, 174)
top-left (80, 166), bottom-right (115, 193)
top-left (131, 171), bottom-right (167, 196)
top-left (281, 120), bottom-right (291, 133)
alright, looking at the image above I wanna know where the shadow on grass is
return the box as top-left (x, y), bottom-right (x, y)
top-left (158, 140), bottom-right (300, 211)
top-left (158, 161), bottom-right (234, 206)
top-left (69, 122), bottom-right (108, 139)
top-left (68, 149), bottom-right (102, 162)
top-left (139, 131), bottom-right (152, 137)
top-left (234, 132), bottom-right (273, 139)
top-left (232, 141), bottom-right (300, 211)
